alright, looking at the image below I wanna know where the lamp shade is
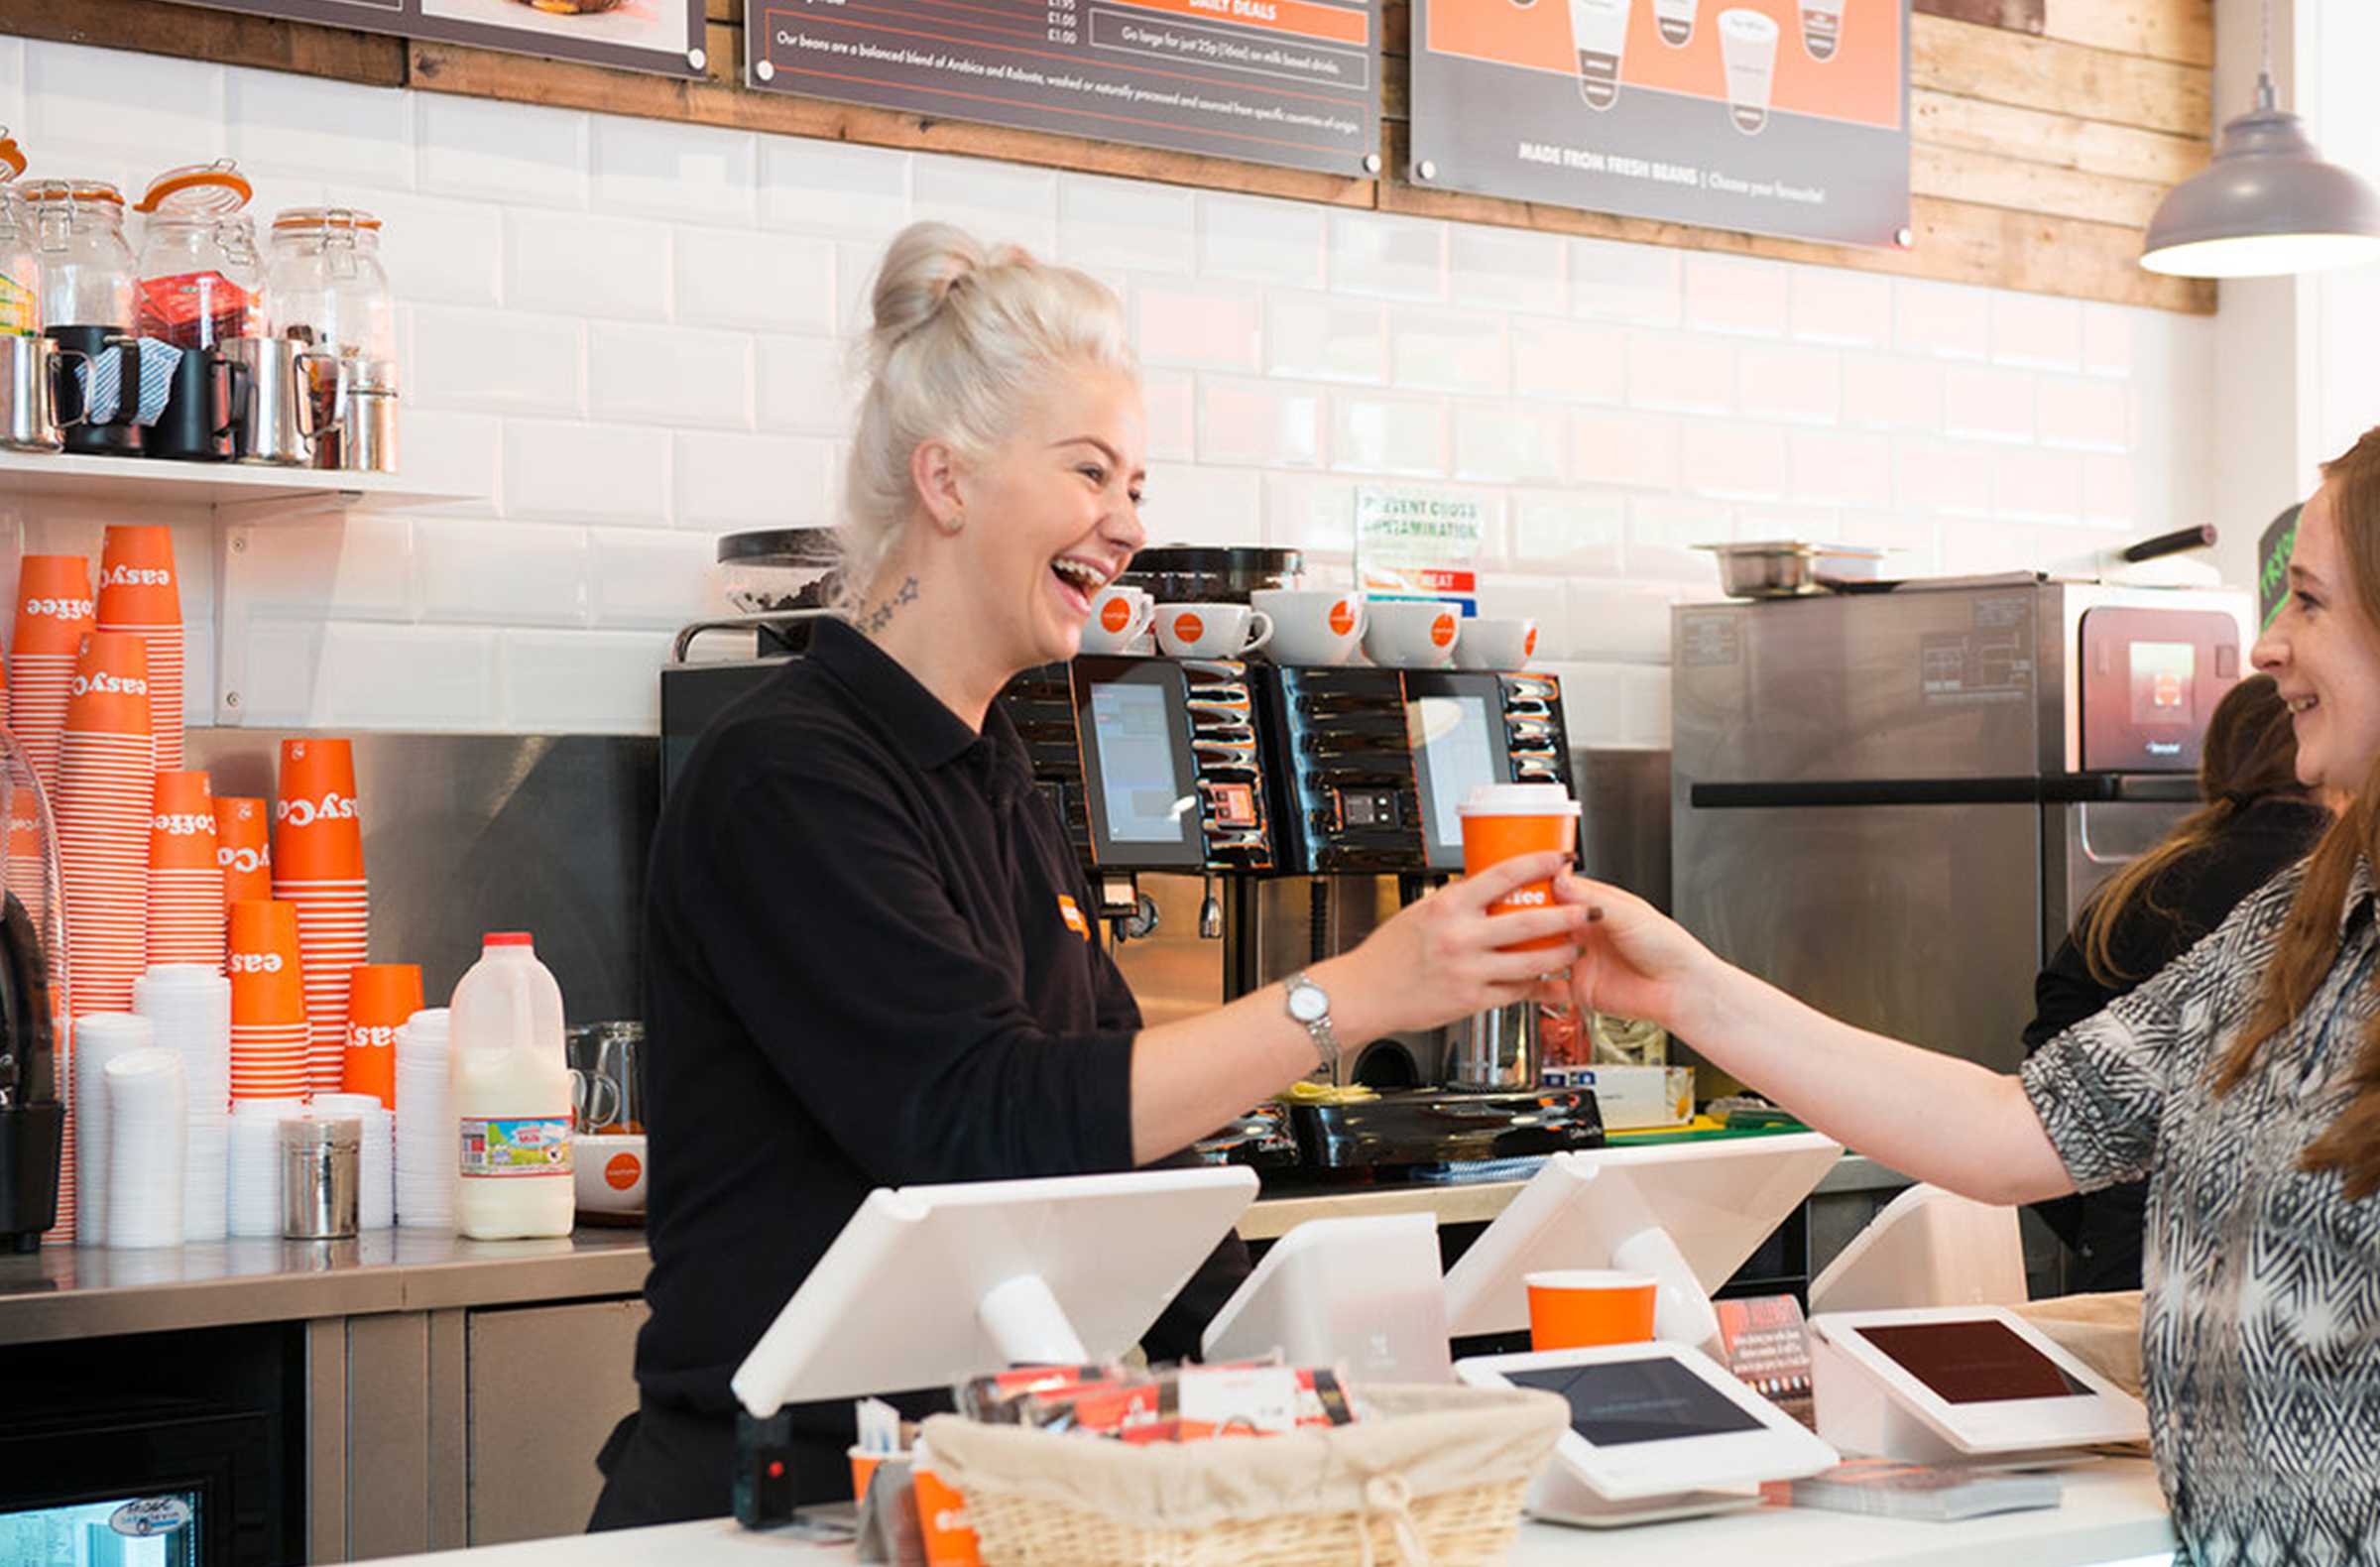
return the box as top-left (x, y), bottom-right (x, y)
top-left (2142, 105), bottom-right (2380, 278)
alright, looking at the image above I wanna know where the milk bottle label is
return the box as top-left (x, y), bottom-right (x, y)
top-left (459, 1116), bottom-right (574, 1178)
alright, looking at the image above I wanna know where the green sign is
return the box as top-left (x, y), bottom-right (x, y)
top-left (2257, 503), bottom-right (2302, 632)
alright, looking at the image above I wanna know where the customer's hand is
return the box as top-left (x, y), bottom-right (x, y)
top-left (1327, 851), bottom-right (1585, 1037)
top-left (1553, 873), bottom-right (1717, 1034)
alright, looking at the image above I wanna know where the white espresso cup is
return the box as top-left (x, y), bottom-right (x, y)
top-left (1251, 588), bottom-right (1365, 665)
top-left (1155, 602), bottom-right (1273, 660)
top-left (1363, 600), bottom-right (1464, 668)
top-left (1081, 585), bottom-right (1155, 654)
top-left (1453, 617), bottom-right (1540, 670)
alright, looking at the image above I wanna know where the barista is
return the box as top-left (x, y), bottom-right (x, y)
top-left (589, 222), bottom-right (1590, 1529)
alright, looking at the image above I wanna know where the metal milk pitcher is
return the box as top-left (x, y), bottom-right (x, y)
top-left (0, 333), bottom-right (59, 452)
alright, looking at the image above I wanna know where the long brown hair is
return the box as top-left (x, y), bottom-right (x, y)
top-left (2076, 674), bottom-right (2306, 986)
top-left (2216, 426), bottom-right (2380, 1200)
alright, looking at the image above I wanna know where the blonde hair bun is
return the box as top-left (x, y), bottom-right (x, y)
top-left (837, 221), bottom-right (1136, 610)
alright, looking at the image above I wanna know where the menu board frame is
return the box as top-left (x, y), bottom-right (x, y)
top-left (178, 0), bottom-right (709, 79)
top-left (1408, 0), bottom-right (1911, 250)
top-left (744, 0), bottom-right (1382, 180)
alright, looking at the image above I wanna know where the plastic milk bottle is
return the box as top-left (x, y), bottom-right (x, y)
top-left (450, 931), bottom-right (574, 1240)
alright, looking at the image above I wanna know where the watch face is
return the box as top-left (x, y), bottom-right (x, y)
top-left (1289, 984), bottom-right (1328, 1023)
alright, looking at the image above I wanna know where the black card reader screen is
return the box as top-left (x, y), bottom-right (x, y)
top-left (1507, 1359), bottom-right (1766, 1447)
top-left (1851, 1320), bottom-right (2088, 1404)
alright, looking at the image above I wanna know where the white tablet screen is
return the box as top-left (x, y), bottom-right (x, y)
top-left (1851, 1320), bottom-right (2088, 1404)
top-left (1508, 1359), bottom-right (1767, 1447)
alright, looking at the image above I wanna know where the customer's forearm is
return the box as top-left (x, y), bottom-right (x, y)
top-left (1679, 961), bottom-right (2076, 1206)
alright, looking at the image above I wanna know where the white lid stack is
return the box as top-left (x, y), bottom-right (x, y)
top-left (395, 1008), bottom-right (455, 1232)
top-left (135, 964), bottom-right (235, 1243)
top-left (228, 1097), bottom-right (304, 1239)
top-left (314, 1091), bottom-right (396, 1231)
top-left (70, 1013), bottom-right (159, 1249)
top-left (103, 1046), bottom-right (186, 1251)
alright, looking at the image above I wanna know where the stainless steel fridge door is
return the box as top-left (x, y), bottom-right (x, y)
top-left (1673, 800), bottom-right (2042, 1074)
top-left (2044, 797), bottom-right (2195, 957)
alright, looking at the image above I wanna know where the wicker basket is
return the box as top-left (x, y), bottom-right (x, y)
top-left (918, 1384), bottom-right (1567, 1567)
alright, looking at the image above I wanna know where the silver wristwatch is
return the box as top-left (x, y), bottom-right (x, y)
top-left (1284, 970), bottom-right (1341, 1073)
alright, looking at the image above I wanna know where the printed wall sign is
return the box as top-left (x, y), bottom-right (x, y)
top-left (746, 0), bottom-right (1380, 177)
top-left (184, 0), bottom-right (707, 77)
top-left (1411, 0), bottom-right (1909, 248)
top-left (2258, 502), bottom-right (2303, 633)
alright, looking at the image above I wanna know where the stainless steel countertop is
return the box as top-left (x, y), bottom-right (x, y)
top-left (0, 1154), bottom-right (1911, 1344)
top-left (0, 1227), bottom-right (653, 1345)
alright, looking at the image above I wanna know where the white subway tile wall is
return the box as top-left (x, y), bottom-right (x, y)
top-left (17, 40), bottom-right (2215, 739)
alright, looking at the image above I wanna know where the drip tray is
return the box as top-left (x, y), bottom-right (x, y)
top-left (1282, 1088), bottom-right (1604, 1180)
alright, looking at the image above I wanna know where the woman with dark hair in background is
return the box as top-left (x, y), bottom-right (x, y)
top-left (2022, 673), bottom-right (2330, 1292)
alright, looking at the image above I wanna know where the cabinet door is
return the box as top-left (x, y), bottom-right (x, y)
top-left (466, 1298), bottom-right (648, 1546)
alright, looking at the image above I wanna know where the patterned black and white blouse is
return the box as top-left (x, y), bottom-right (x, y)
top-left (2022, 856), bottom-right (2380, 1565)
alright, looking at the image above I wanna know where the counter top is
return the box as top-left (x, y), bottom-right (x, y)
top-left (0, 1154), bottom-right (1912, 1343)
top-left (0, 1227), bottom-right (652, 1344)
top-left (351, 1459), bottom-right (2175, 1567)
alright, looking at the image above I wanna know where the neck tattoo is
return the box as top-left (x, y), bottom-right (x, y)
top-left (861, 576), bottom-right (920, 638)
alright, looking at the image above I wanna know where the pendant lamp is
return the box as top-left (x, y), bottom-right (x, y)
top-left (2139, 2), bottom-right (2380, 279)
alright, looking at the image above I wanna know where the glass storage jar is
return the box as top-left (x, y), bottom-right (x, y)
top-left (0, 133), bottom-right (35, 337)
top-left (22, 178), bottom-right (134, 332)
top-left (265, 206), bottom-right (394, 387)
top-left (133, 161), bottom-right (258, 350)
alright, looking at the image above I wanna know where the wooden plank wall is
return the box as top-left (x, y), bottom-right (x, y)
top-left (6, 0), bottom-right (2216, 312)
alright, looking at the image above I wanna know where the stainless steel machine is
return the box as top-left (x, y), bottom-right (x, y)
top-left (1670, 574), bottom-right (2254, 1077)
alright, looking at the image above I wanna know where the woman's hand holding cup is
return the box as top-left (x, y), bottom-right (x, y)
top-left (1329, 850), bottom-right (1588, 1038)
top-left (1550, 873), bottom-right (1720, 1039)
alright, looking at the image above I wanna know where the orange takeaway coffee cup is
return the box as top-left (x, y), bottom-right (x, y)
top-left (274, 737), bottom-right (364, 882)
top-left (217, 796), bottom-right (273, 904)
top-left (1525, 1269), bottom-right (1660, 1352)
top-left (1458, 783), bottom-right (1581, 953)
top-left (11, 554), bottom-right (95, 657)
top-left (343, 963), bottom-right (424, 1108)
top-left (227, 899), bottom-right (308, 1026)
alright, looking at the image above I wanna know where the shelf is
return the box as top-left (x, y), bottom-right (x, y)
top-left (0, 447), bottom-right (472, 520)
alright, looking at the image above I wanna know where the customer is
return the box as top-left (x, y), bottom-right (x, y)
top-left (1557, 430), bottom-right (2380, 1562)
top-left (591, 222), bottom-right (1589, 1528)
top-left (2024, 674), bottom-right (2329, 1292)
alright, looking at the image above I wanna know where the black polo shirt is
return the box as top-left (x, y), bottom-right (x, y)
top-left (637, 616), bottom-right (1246, 1430)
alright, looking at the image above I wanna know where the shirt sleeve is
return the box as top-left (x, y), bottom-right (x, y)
top-left (2018, 900), bottom-right (2241, 1194)
top-left (689, 733), bottom-right (1137, 1189)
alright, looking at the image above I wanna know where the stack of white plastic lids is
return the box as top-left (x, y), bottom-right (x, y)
top-left (228, 1097), bottom-right (304, 1238)
top-left (394, 1008), bottom-right (454, 1231)
top-left (104, 1047), bottom-right (186, 1250)
top-left (313, 1091), bottom-right (395, 1230)
top-left (70, 1014), bottom-right (157, 1248)
top-left (134, 964), bottom-right (233, 1242)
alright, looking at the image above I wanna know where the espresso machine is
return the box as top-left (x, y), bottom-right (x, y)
top-left (660, 535), bottom-right (1604, 1181)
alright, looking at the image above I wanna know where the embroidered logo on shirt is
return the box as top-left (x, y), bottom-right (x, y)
top-left (1056, 894), bottom-right (1091, 941)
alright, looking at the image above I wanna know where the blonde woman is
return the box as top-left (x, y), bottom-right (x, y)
top-left (1560, 431), bottom-right (2380, 1562)
top-left (594, 224), bottom-right (1588, 1527)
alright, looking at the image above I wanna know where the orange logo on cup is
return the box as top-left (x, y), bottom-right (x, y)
top-left (605, 1151), bottom-right (643, 1190)
top-left (1056, 894), bottom-right (1091, 941)
top-left (1100, 596), bottom-right (1132, 634)
top-left (1173, 612), bottom-right (1205, 645)
top-left (1430, 613), bottom-right (1457, 648)
top-left (1524, 627), bottom-right (1539, 658)
top-left (1328, 599), bottom-right (1357, 636)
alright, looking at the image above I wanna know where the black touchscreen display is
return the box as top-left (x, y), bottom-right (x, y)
top-left (1507, 1359), bottom-right (1766, 1448)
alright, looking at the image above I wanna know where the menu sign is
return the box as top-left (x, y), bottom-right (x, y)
top-left (2257, 502), bottom-right (2303, 632)
top-left (1411, 0), bottom-right (1908, 248)
top-left (181, 0), bottom-right (707, 78)
top-left (745, 0), bottom-right (1379, 177)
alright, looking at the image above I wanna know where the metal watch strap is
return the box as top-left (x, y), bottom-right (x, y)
top-left (1286, 970), bottom-right (1342, 1073)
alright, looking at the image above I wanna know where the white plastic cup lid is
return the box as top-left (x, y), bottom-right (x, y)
top-left (1457, 783), bottom-right (1581, 818)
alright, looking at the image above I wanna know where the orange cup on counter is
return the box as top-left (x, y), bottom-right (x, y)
top-left (911, 1463), bottom-right (981, 1567)
top-left (343, 963), bottom-right (424, 1108)
top-left (1525, 1269), bottom-right (1659, 1352)
top-left (228, 900), bottom-right (308, 1025)
top-left (848, 1446), bottom-right (885, 1506)
top-left (217, 796), bottom-right (273, 904)
top-left (1458, 783), bottom-right (1581, 953)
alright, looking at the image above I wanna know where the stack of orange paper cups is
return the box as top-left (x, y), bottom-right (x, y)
top-left (57, 633), bottom-right (156, 1018)
top-left (9, 555), bottom-right (95, 798)
top-left (95, 526), bottom-right (184, 772)
top-left (272, 739), bottom-right (368, 1096)
top-left (343, 963), bottom-right (422, 1109)
top-left (148, 771), bottom-right (225, 971)
top-left (217, 795), bottom-right (272, 905)
top-left (228, 900), bottom-right (308, 1101)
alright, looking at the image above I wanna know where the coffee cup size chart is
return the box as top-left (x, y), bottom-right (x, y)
top-left (745, 0), bottom-right (1379, 177)
top-left (1412, 0), bottom-right (1909, 248)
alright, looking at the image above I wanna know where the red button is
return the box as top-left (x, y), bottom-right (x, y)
top-left (768, 1461), bottom-right (785, 1479)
